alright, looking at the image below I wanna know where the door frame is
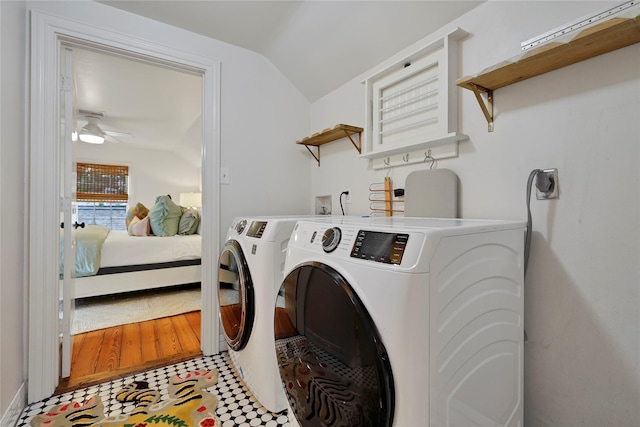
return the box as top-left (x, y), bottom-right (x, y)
top-left (28, 10), bottom-right (221, 403)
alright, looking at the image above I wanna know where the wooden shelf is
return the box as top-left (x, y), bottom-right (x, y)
top-left (297, 124), bottom-right (362, 166)
top-left (457, 8), bottom-right (640, 131)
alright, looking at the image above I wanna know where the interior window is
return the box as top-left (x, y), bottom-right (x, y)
top-left (76, 162), bottom-right (129, 230)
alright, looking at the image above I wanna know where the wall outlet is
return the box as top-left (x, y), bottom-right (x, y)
top-left (345, 187), bottom-right (352, 204)
top-left (536, 168), bottom-right (559, 199)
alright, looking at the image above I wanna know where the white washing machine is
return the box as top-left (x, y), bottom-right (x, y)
top-left (274, 217), bottom-right (526, 426)
top-left (217, 216), bottom-right (332, 413)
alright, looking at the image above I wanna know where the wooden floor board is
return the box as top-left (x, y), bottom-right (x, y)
top-left (185, 310), bottom-right (201, 336)
top-left (56, 311), bottom-right (202, 394)
top-left (120, 322), bottom-right (143, 367)
top-left (157, 316), bottom-right (183, 357)
top-left (172, 314), bottom-right (200, 351)
top-left (95, 327), bottom-right (122, 373)
top-left (140, 320), bottom-right (161, 361)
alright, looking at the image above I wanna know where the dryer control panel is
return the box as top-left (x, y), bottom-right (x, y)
top-left (351, 230), bottom-right (409, 265)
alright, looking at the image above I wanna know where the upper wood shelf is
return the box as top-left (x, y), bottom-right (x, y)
top-left (297, 124), bottom-right (362, 166)
top-left (457, 9), bottom-right (640, 131)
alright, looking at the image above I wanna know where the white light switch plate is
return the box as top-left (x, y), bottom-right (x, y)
top-left (221, 167), bottom-right (230, 184)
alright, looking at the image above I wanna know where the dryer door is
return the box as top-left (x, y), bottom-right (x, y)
top-left (218, 239), bottom-right (254, 351)
top-left (274, 262), bottom-right (394, 427)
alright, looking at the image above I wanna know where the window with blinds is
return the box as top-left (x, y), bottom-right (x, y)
top-left (76, 163), bottom-right (129, 230)
top-left (76, 163), bottom-right (129, 202)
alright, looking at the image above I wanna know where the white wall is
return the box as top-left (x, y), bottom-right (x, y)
top-left (309, 1), bottom-right (639, 426)
top-left (0, 0), bottom-right (27, 425)
top-left (75, 143), bottom-right (201, 210)
top-left (218, 51), bottom-right (313, 232)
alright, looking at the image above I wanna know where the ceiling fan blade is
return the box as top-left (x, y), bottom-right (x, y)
top-left (104, 129), bottom-right (133, 138)
top-left (77, 109), bottom-right (134, 142)
top-left (105, 134), bottom-right (124, 143)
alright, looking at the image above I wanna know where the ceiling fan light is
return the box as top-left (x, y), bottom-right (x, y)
top-left (78, 121), bottom-right (105, 144)
top-left (79, 133), bottom-right (105, 144)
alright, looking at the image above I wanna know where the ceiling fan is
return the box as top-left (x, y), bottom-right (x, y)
top-left (76, 109), bottom-right (132, 144)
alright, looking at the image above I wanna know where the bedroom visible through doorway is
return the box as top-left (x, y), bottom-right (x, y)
top-left (62, 44), bottom-right (204, 385)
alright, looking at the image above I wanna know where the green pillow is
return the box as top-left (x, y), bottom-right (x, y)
top-left (178, 208), bottom-right (200, 235)
top-left (148, 195), bottom-right (182, 236)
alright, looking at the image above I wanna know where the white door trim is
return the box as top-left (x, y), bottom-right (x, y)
top-left (28, 10), bottom-right (221, 403)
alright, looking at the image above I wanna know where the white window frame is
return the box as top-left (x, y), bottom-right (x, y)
top-left (361, 28), bottom-right (468, 169)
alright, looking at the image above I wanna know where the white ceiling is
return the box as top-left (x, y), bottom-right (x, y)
top-left (76, 1), bottom-right (484, 151)
top-left (73, 47), bottom-right (203, 155)
top-left (98, 0), bottom-right (484, 102)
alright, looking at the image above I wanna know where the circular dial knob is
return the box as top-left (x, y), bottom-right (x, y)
top-left (322, 227), bottom-right (342, 253)
top-left (235, 219), bottom-right (247, 234)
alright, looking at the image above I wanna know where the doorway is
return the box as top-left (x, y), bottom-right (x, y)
top-left (61, 44), bottom-right (204, 386)
top-left (29, 10), bottom-right (221, 403)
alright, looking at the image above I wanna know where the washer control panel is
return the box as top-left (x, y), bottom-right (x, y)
top-left (350, 230), bottom-right (409, 265)
top-left (247, 221), bottom-right (268, 238)
top-left (292, 221), bottom-right (427, 271)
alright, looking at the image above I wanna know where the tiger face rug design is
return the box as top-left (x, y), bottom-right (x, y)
top-left (30, 370), bottom-right (221, 427)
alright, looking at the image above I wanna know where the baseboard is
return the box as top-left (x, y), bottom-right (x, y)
top-left (1, 380), bottom-right (26, 427)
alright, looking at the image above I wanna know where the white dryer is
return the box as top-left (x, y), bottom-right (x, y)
top-left (217, 216), bottom-right (331, 413)
top-left (274, 217), bottom-right (526, 427)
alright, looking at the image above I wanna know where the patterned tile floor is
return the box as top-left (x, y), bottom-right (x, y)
top-left (16, 352), bottom-right (290, 427)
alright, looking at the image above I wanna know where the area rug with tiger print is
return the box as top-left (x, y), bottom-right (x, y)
top-left (30, 370), bottom-right (221, 427)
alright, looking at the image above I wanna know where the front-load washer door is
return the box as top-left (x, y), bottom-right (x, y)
top-left (274, 262), bottom-right (394, 427)
top-left (218, 239), bottom-right (254, 351)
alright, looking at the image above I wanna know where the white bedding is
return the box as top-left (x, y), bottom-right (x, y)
top-left (99, 230), bottom-right (201, 268)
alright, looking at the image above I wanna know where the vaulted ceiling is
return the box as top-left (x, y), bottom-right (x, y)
top-left (77, 1), bottom-right (484, 152)
top-left (98, 0), bottom-right (484, 102)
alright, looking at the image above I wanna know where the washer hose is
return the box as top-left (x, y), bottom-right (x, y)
top-left (523, 169), bottom-right (542, 344)
top-left (525, 169), bottom-right (542, 274)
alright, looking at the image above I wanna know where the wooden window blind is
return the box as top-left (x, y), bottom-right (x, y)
top-left (76, 162), bottom-right (129, 202)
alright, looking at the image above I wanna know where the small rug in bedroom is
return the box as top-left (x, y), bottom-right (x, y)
top-left (30, 367), bottom-right (221, 427)
top-left (69, 286), bottom-right (201, 334)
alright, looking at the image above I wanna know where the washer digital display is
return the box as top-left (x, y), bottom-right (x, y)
top-left (351, 230), bottom-right (409, 264)
top-left (247, 221), bottom-right (268, 238)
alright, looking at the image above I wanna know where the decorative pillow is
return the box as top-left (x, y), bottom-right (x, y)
top-left (148, 195), bottom-right (183, 236)
top-left (178, 208), bottom-right (200, 235)
top-left (125, 202), bottom-right (149, 227)
top-left (127, 215), bottom-right (151, 236)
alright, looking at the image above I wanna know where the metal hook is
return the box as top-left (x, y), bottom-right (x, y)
top-left (384, 157), bottom-right (392, 177)
top-left (424, 150), bottom-right (436, 169)
top-left (402, 153), bottom-right (410, 162)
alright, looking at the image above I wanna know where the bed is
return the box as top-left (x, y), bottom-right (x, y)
top-left (61, 227), bottom-right (202, 299)
top-left (60, 195), bottom-right (203, 299)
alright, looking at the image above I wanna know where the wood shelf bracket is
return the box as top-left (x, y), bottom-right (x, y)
top-left (469, 83), bottom-right (494, 132)
top-left (296, 124), bottom-right (363, 167)
top-left (303, 144), bottom-right (321, 166)
top-left (344, 129), bottom-right (362, 155)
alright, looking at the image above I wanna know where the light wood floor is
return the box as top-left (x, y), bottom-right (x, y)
top-left (56, 311), bottom-right (202, 394)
